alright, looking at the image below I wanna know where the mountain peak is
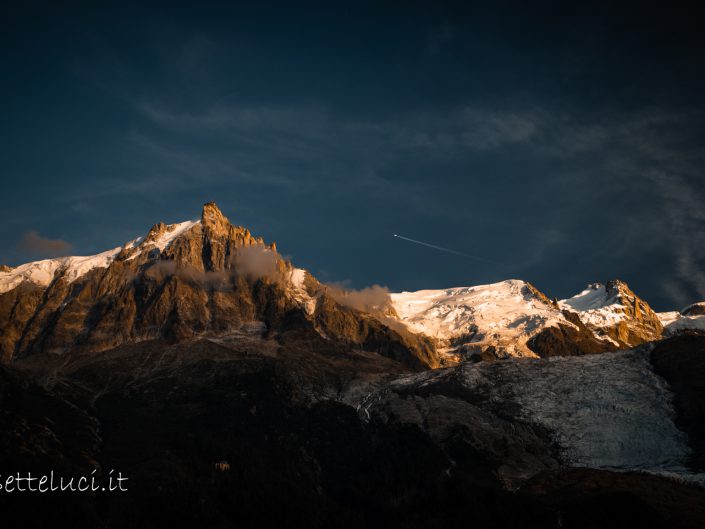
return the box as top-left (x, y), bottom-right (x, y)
top-left (202, 202), bottom-right (229, 230)
top-left (144, 222), bottom-right (169, 243)
top-left (605, 278), bottom-right (633, 297)
top-left (560, 278), bottom-right (662, 346)
top-left (389, 279), bottom-right (577, 361)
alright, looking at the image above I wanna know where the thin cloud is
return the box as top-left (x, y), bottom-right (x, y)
top-left (46, 65), bottom-right (705, 310)
top-left (18, 231), bottom-right (73, 258)
top-left (646, 171), bottom-right (705, 305)
top-left (143, 245), bottom-right (283, 285)
top-left (324, 283), bottom-right (393, 314)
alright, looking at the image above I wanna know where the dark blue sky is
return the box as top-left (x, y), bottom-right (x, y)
top-left (2, 1), bottom-right (705, 310)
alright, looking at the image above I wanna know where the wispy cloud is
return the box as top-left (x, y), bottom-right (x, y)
top-left (129, 100), bottom-right (705, 301)
top-left (18, 231), bottom-right (73, 258)
top-left (131, 100), bottom-right (547, 187)
top-left (57, 40), bottom-right (705, 308)
top-left (646, 171), bottom-right (705, 306)
top-left (324, 283), bottom-right (392, 313)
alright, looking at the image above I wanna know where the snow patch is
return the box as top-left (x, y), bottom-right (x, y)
top-left (287, 267), bottom-right (316, 315)
top-left (146, 220), bottom-right (199, 252)
top-left (657, 311), bottom-right (682, 327)
top-left (659, 311), bottom-right (705, 335)
top-left (559, 283), bottom-right (626, 327)
top-left (290, 268), bottom-right (306, 289)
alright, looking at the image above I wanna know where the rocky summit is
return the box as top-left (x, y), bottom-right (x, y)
top-left (1, 203), bottom-right (705, 529)
top-left (0, 203), bottom-right (436, 368)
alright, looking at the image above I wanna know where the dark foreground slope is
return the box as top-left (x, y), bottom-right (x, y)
top-left (651, 333), bottom-right (705, 470)
top-left (2, 335), bottom-right (705, 529)
top-left (1, 338), bottom-right (550, 529)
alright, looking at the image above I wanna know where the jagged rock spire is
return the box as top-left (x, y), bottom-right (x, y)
top-left (562, 278), bottom-right (663, 346)
top-left (201, 202), bottom-right (229, 231)
top-left (144, 222), bottom-right (169, 244)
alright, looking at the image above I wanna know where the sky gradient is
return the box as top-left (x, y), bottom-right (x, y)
top-left (2, 1), bottom-right (705, 310)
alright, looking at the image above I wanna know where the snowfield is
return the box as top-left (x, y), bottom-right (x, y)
top-left (559, 283), bottom-right (627, 327)
top-left (390, 279), bottom-right (576, 358)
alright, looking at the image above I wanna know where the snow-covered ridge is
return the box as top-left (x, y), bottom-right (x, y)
top-left (558, 280), bottom-right (668, 347)
top-left (660, 301), bottom-right (705, 334)
top-left (0, 219), bottom-right (199, 295)
top-left (144, 220), bottom-right (200, 252)
top-left (559, 283), bottom-right (627, 327)
top-left (390, 278), bottom-right (704, 357)
top-left (390, 279), bottom-right (573, 358)
top-left (0, 245), bottom-right (129, 295)
top-left (658, 310), bottom-right (705, 335)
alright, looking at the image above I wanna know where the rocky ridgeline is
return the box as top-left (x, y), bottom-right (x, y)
top-left (0, 202), bottom-right (700, 368)
top-left (593, 279), bottom-right (664, 346)
top-left (531, 279), bottom-right (665, 356)
top-left (682, 302), bottom-right (705, 316)
top-left (0, 203), bottom-right (437, 368)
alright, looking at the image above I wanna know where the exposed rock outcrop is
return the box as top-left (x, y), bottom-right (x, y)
top-left (527, 310), bottom-right (616, 358)
top-left (682, 302), bottom-right (705, 316)
top-left (0, 282), bottom-right (45, 361)
top-left (560, 279), bottom-right (663, 347)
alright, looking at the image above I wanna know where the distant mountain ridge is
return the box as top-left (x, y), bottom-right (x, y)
top-left (1, 202), bottom-right (704, 366)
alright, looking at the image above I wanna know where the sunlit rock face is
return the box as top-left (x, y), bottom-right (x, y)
top-left (560, 280), bottom-right (664, 347)
top-left (0, 203), bottom-right (286, 359)
top-left (0, 203), bottom-right (438, 369)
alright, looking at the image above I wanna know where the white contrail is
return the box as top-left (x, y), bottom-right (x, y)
top-left (393, 234), bottom-right (500, 264)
